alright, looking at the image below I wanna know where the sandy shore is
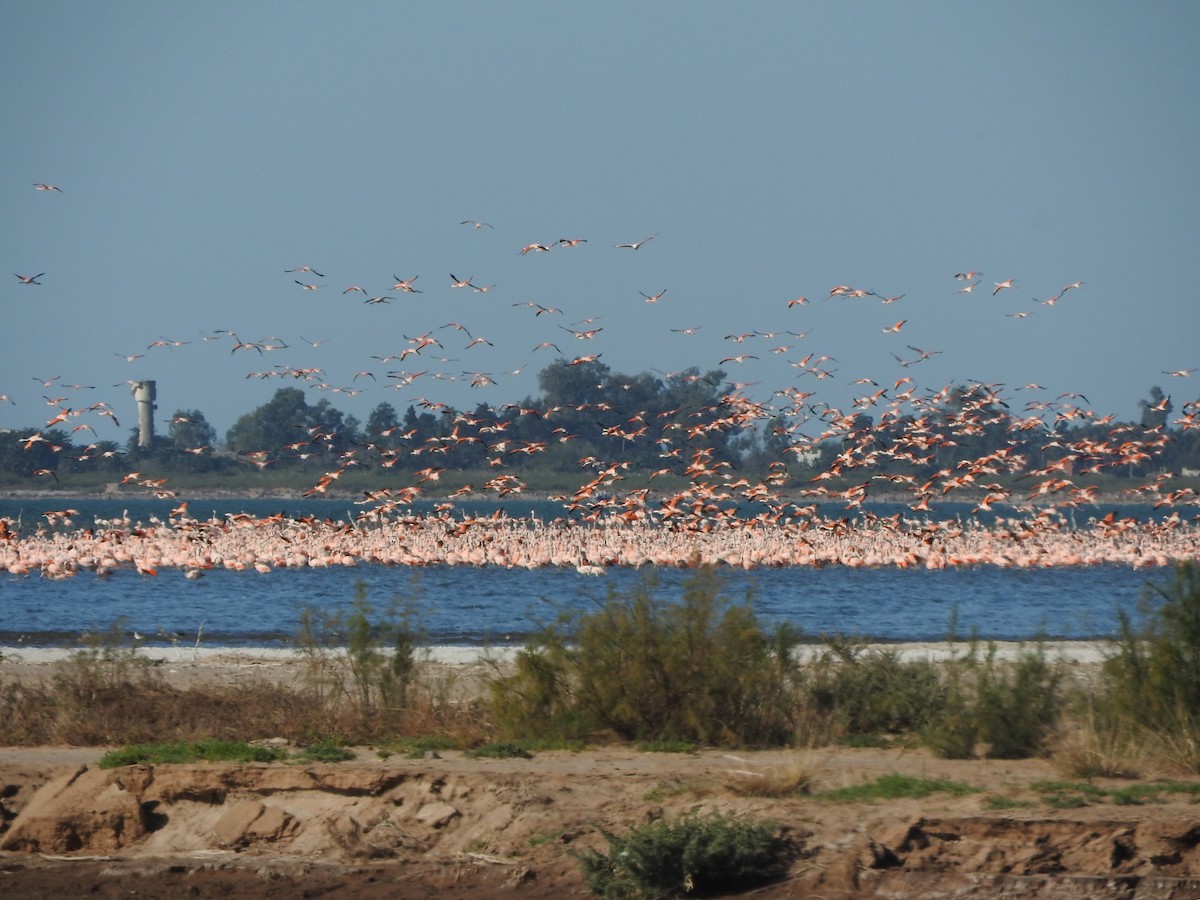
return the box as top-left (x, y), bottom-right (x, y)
top-left (0, 639), bottom-right (1113, 668)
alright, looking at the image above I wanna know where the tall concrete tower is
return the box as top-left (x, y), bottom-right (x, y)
top-left (132, 380), bottom-right (156, 447)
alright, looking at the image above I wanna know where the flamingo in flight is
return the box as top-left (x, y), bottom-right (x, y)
top-left (615, 235), bottom-right (655, 250)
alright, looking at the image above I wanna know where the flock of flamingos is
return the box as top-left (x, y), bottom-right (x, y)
top-left (5, 184), bottom-right (1200, 579)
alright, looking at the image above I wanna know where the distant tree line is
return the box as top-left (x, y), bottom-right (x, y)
top-left (1, 362), bottom-right (1197, 485)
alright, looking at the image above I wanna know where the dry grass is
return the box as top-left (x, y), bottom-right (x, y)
top-left (0, 653), bottom-right (491, 748)
top-left (1052, 713), bottom-right (1145, 780)
top-left (1053, 709), bottom-right (1200, 781)
top-left (721, 751), bottom-right (820, 798)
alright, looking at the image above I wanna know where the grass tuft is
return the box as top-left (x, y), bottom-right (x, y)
top-left (99, 739), bottom-right (287, 768)
top-left (819, 773), bottom-right (980, 803)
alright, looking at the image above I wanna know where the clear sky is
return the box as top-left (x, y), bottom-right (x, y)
top-left (4, 2), bottom-right (1198, 443)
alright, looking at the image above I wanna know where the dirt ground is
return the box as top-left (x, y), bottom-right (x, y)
top-left (2, 650), bottom-right (1200, 898)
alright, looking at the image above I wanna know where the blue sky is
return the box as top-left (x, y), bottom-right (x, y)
top-left (4, 2), bottom-right (1198, 442)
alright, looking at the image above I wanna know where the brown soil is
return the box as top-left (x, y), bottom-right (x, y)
top-left (3, 651), bottom-right (1200, 898)
top-left (3, 745), bottom-right (1200, 899)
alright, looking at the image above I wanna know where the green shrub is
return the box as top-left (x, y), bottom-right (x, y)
top-left (922, 641), bottom-right (1063, 760)
top-left (804, 637), bottom-right (945, 735)
top-left (489, 568), bottom-right (803, 747)
top-left (921, 679), bottom-right (978, 759)
top-left (574, 810), bottom-right (792, 898)
top-left (1103, 560), bottom-right (1200, 763)
top-left (488, 574), bottom-right (1065, 755)
top-left (974, 642), bottom-right (1063, 758)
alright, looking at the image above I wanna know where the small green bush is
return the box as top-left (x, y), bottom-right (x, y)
top-left (574, 810), bottom-right (792, 898)
top-left (489, 568), bottom-right (803, 747)
top-left (465, 741), bottom-right (534, 759)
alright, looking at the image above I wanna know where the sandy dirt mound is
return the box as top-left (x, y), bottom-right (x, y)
top-left (3, 747), bottom-right (1200, 897)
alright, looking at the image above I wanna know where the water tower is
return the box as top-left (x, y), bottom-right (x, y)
top-left (132, 380), bottom-right (156, 447)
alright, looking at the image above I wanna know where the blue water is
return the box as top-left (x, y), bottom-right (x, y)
top-left (0, 559), bottom-right (1168, 649)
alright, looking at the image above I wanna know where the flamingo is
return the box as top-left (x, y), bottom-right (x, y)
top-left (615, 235), bottom-right (655, 250)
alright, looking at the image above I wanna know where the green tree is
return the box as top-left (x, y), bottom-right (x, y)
top-left (224, 387), bottom-right (363, 461)
top-left (0, 428), bottom-right (72, 478)
top-left (365, 402), bottom-right (401, 446)
top-left (225, 387), bottom-right (310, 454)
top-left (168, 409), bottom-right (217, 450)
top-left (538, 359), bottom-right (611, 408)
